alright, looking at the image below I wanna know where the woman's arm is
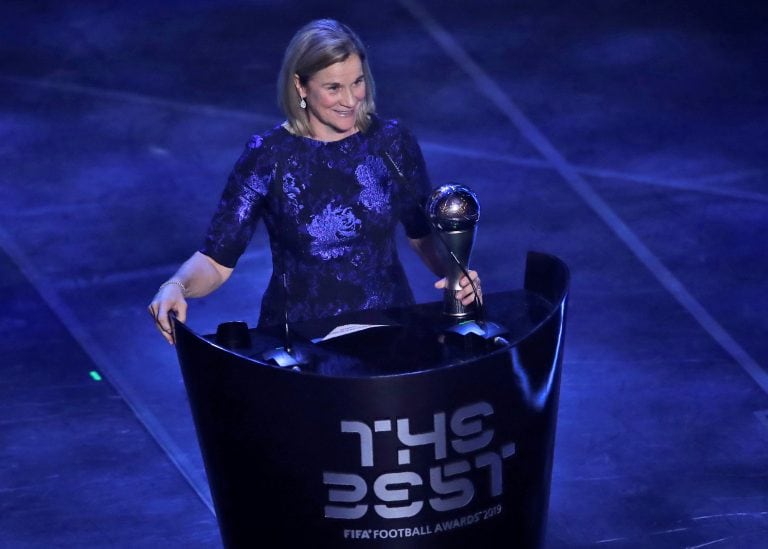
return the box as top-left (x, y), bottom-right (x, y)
top-left (408, 233), bottom-right (444, 277)
top-left (148, 251), bottom-right (233, 344)
top-left (408, 234), bottom-right (481, 306)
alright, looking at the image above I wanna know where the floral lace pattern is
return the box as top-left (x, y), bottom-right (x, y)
top-left (201, 116), bottom-right (432, 326)
top-left (355, 155), bottom-right (390, 214)
top-left (307, 202), bottom-right (361, 260)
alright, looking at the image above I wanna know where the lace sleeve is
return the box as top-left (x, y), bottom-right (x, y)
top-left (395, 125), bottom-right (433, 239)
top-left (200, 135), bottom-right (272, 268)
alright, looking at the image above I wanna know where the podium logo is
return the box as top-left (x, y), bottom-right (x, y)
top-left (323, 401), bottom-right (516, 520)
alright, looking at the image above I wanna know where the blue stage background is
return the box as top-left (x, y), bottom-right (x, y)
top-left (1, 1), bottom-right (767, 546)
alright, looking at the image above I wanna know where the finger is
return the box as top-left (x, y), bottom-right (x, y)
top-left (162, 302), bottom-right (187, 345)
top-left (157, 303), bottom-right (174, 334)
top-left (457, 274), bottom-right (482, 305)
top-left (151, 312), bottom-right (174, 344)
top-left (434, 277), bottom-right (447, 289)
top-left (458, 287), bottom-right (476, 302)
top-left (175, 301), bottom-right (188, 324)
top-left (458, 280), bottom-right (480, 296)
top-left (151, 305), bottom-right (167, 331)
top-left (459, 287), bottom-right (482, 305)
top-left (459, 271), bottom-right (479, 287)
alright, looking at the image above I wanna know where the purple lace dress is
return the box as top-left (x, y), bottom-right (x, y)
top-left (200, 116), bottom-right (432, 326)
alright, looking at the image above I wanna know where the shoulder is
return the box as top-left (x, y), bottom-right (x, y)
top-left (364, 115), bottom-right (420, 147)
top-left (234, 123), bottom-right (296, 169)
top-left (243, 123), bottom-right (294, 153)
top-left (368, 115), bottom-right (410, 135)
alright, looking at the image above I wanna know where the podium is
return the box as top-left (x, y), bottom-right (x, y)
top-left (173, 251), bottom-right (569, 548)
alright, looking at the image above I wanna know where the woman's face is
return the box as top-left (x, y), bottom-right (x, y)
top-left (295, 54), bottom-right (366, 142)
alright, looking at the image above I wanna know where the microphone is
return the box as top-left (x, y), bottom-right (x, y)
top-left (259, 163), bottom-right (310, 369)
top-left (260, 272), bottom-right (308, 369)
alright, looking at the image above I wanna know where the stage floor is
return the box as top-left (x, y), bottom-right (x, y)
top-left (1, 1), bottom-right (767, 547)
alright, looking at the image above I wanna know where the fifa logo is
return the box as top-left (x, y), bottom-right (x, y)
top-left (323, 401), bottom-right (516, 520)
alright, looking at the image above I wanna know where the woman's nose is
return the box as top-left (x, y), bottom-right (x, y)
top-left (340, 86), bottom-right (356, 106)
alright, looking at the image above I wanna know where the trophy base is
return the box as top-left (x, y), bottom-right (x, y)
top-left (443, 319), bottom-right (509, 341)
top-left (440, 291), bottom-right (510, 345)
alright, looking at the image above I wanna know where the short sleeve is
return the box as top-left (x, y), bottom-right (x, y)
top-left (200, 135), bottom-right (272, 268)
top-left (394, 126), bottom-right (432, 239)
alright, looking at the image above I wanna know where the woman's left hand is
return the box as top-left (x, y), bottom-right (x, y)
top-left (434, 270), bottom-right (482, 306)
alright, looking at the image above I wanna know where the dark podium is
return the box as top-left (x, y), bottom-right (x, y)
top-left (173, 251), bottom-right (569, 548)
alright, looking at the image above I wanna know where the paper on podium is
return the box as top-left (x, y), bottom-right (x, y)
top-left (311, 323), bottom-right (390, 343)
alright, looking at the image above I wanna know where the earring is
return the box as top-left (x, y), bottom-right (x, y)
top-left (299, 97), bottom-right (307, 109)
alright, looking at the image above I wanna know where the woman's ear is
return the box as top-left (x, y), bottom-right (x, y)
top-left (293, 74), bottom-right (305, 100)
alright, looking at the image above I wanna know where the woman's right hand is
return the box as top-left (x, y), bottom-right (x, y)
top-left (148, 282), bottom-right (188, 345)
top-left (147, 252), bottom-right (233, 344)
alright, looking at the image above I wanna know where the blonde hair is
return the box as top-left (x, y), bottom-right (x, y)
top-left (277, 19), bottom-right (376, 137)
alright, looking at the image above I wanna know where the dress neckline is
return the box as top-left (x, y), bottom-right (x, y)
top-left (279, 115), bottom-right (380, 146)
top-left (279, 124), bottom-right (361, 146)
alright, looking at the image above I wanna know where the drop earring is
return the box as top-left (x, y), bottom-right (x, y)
top-left (299, 97), bottom-right (306, 109)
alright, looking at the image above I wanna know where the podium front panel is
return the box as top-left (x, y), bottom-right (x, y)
top-left (174, 252), bottom-right (569, 548)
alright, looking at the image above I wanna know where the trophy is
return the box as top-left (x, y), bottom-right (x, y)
top-left (426, 183), bottom-right (481, 317)
top-left (426, 183), bottom-right (508, 342)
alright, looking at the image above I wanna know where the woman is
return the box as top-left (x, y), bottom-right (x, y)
top-left (149, 19), bottom-right (480, 344)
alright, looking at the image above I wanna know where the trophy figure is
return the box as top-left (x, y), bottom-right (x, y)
top-left (426, 184), bottom-right (481, 317)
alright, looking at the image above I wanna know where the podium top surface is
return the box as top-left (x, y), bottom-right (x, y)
top-left (201, 289), bottom-right (554, 379)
